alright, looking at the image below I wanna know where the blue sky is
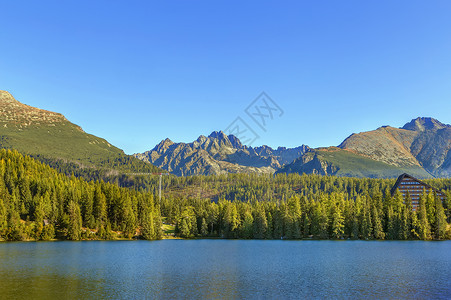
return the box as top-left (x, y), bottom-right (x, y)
top-left (1, 1), bottom-right (450, 154)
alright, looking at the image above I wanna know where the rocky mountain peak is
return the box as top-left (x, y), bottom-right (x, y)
top-left (0, 90), bottom-right (76, 129)
top-left (136, 130), bottom-right (309, 176)
top-left (196, 135), bottom-right (207, 143)
top-left (163, 137), bottom-right (173, 144)
top-left (401, 117), bottom-right (449, 132)
top-left (156, 138), bottom-right (174, 149)
top-left (0, 90), bottom-right (18, 104)
top-left (208, 131), bottom-right (228, 141)
top-left (207, 131), bottom-right (233, 149)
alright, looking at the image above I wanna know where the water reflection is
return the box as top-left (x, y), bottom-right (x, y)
top-left (0, 240), bottom-right (450, 299)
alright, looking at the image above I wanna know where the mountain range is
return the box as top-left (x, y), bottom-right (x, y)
top-left (136, 117), bottom-right (451, 178)
top-left (1, 90), bottom-right (450, 179)
top-left (276, 117), bottom-right (450, 178)
top-left (134, 131), bottom-right (309, 176)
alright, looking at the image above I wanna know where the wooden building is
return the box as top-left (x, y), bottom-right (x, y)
top-left (391, 173), bottom-right (446, 211)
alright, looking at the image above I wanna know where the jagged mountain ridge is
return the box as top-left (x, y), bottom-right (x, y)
top-left (278, 117), bottom-right (450, 178)
top-left (134, 131), bottom-right (310, 176)
top-left (2, 90), bottom-right (449, 179)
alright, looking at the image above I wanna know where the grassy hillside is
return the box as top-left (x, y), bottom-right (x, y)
top-left (316, 148), bottom-right (431, 178)
top-left (1, 122), bottom-right (120, 164)
top-left (277, 148), bottom-right (432, 179)
top-left (0, 91), bottom-right (162, 178)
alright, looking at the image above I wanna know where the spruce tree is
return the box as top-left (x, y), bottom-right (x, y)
top-left (67, 201), bottom-right (82, 241)
top-left (418, 192), bottom-right (432, 240)
top-left (331, 204), bottom-right (344, 239)
top-left (434, 193), bottom-right (448, 240)
top-left (200, 218), bottom-right (208, 237)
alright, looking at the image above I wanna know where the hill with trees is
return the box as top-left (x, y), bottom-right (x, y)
top-left (0, 90), bottom-right (163, 180)
top-left (0, 149), bottom-right (449, 241)
top-left (122, 172), bottom-right (451, 240)
top-left (0, 149), bottom-right (161, 241)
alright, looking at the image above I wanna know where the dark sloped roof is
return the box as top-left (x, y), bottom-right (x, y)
top-left (391, 173), bottom-right (445, 197)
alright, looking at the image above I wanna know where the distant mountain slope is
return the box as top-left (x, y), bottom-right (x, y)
top-left (278, 117), bottom-right (450, 178)
top-left (407, 125), bottom-right (451, 177)
top-left (134, 131), bottom-right (309, 176)
top-left (338, 117), bottom-right (450, 177)
top-left (0, 90), bottom-right (162, 176)
top-left (3, 89), bottom-right (448, 179)
top-left (276, 147), bottom-right (431, 178)
top-left (338, 126), bottom-right (419, 167)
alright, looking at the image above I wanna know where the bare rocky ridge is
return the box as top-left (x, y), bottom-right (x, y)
top-left (338, 126), bottom-right (420, 167)
top-left (0, 90), bottom-right (80, 130)
top-left (407, 118), bottom-right (451, 177)
top-left (134, 132), bottom-right (309, 176)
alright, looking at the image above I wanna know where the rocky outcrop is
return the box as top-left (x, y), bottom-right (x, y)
top-left (135, 131), bottom-right (309, 176)
top-left (0, 90), bottom-right (79, 130)
top-left (402, 117), bottom-right (449, 132)
top-left (276, 151), bottom-right (339, 176)
top-left (406, 118), bottom-right (451, 177)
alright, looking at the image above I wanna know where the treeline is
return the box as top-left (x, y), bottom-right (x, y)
top-left (0, 149), bottom-right (162, 241)
top-left (29, 153), bottom-right (163, 183)
top-left (157, 173), bottom-right (450, 240)
top-left (162, 189), bottom-right (450, 240)
top-left (157, 173), bottom-right (450, 221)
top-left (108, 172), bottom-right (451, 209)
top-left (1, 149), bottom-right (450, 241)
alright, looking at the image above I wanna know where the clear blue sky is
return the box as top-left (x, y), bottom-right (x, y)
top-left (1, 1), bottom-right (450, 154)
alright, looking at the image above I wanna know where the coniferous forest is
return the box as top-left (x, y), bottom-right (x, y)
top-left (0, 149), bottom-right (450, 241)
top-left (0, 149), bottom-right (162, 241)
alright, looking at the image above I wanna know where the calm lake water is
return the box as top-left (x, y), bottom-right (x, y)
top-left (0, 240), bottom-right (450, 299)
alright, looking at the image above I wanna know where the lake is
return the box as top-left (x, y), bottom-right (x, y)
top-left (0, 240), bottom-right (450, 299)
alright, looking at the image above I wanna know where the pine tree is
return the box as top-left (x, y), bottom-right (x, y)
top-left (386, 206), bottom-right (395, 240)
top-left (67, 201), bottom-right (82, 241)
top-left (331, 208), bottom-right (344, 239)
top-left (0, 197), bottom-right (7, 237)
top-left (426, 190), bottom-right (436, 228)
top-left (400, 207), bottom-right (409, 240)
top-left (93, 185), bottom-right (107, 227)
top-left (200, 218), bottom-right (208, 237)
top-left (33, 200), bottom-right (45, 240)
top-left (240, 209), bottom-right (254, 239)
top-left (179, 219), bottom-right (190, 238)
top-left (360, 199), bottom-right (373, 240)
top-left (410, 211), bottom-right (420, 239)
top-left (272, 209), bottom-right (284, 239)
top-left (253, 206), bottom-right (267, 239)
top-left (141, 205), bottom-right (155, 240)
top-left (418, 192), bottom-right (432, 240)
top-left (433, 193), bottom-right (448, 240)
